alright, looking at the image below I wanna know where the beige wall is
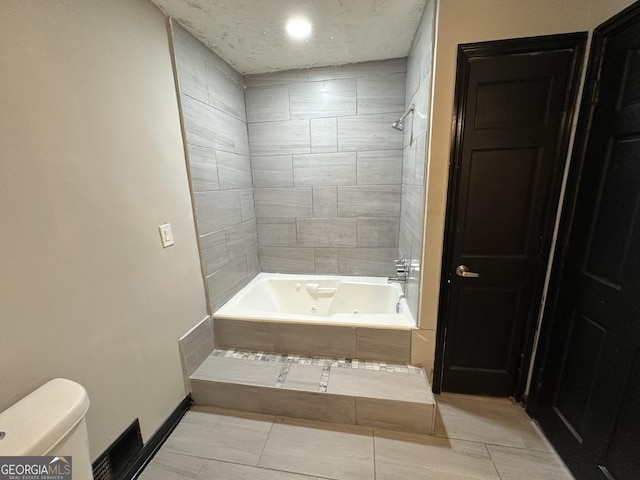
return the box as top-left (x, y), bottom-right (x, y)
top-left (590, 0), bottom-right (638, 27)
top-left (0, 0), bottom-right (208, 459)
top-left (417, 0), bottom-right (637, 378)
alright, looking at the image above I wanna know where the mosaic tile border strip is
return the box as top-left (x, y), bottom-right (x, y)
top-left (275, 362), bottom-right (291, 388)
top-left (212, 348), bottom-right (424, 392)
top-left (212, 348), bottom-right (422, 373)
top-left (319, 363), bottom-right (331, 393)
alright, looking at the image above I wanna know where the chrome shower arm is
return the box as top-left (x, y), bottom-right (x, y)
top-left (397, 103), bottom-right (415, 122)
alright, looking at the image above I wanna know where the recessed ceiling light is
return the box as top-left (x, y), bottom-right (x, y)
top-left (286, 18), bottom-right (312, 40)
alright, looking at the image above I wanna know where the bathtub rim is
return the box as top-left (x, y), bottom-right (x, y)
top-left (213, 272), bottom-right (416, 329)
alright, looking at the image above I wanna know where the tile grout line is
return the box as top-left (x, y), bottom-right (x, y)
top-left (192, 456), bottom-right (208, 479)
top-left (372, 425), bottom-right (378, 480)
top-left (256, 419), bottom-right (276, 468)
top-left (433, 428), bottom-right (556, 454)
top-left (484, 442), bottom-right (506, 480)
top-left (174, 444), bottom-right (322, 479)
top-left (202, 456), bottom-right (321, 480)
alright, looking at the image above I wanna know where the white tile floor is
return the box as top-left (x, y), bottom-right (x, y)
top-left (138, 393), bottom-right (575, 480)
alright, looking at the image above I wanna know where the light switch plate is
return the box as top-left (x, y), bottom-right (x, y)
top-left (158, 223), bottom-right (174, 248)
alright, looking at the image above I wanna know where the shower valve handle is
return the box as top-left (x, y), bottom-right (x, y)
top-left (394, 258), bottom-right (409, 274)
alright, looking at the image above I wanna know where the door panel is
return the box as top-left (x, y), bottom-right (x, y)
top-left (474, 77), bottom-right (553, 129)
top-left (600, 351), bottom-right (640, 480)
top-left (618, 49), bottom-right (640, 108)
top-left (554, 312), bottom-right (607, 441)
top-left (451, 286), bottom-right (521, 370)
top-left (438, 34), bottom-right (586, 396)
top-left (463, 148), bottom-right (541, 255)
top-left (533, 5), bottom-right (640, 479)
top-left (584, 136), bottom-right (640, 285)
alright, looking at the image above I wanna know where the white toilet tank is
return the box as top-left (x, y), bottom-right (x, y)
top-left (0, 378), bottom-right (92, 479)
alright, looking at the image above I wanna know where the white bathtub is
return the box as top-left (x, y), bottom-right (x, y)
top-left (214, 273), bottom-right (415, 328)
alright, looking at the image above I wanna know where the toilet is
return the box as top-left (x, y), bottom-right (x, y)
top-left (0, 378), bottom-right (92, 479)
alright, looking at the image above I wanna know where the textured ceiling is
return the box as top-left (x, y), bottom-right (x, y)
top-left (151, 0), bottom-right (427, 74)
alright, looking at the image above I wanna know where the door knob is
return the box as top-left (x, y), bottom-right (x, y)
top-left (456, 265), bottom-right (480, 278)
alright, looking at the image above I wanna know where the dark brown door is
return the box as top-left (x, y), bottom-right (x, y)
top-left (436, 35), bottom-right (586, 396)
top-left (532, 5), bottom-right (640, 479)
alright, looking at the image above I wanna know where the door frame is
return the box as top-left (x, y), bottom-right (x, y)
top-left (433, 33), bottom-right (587, 397)
top-left (526, 1), bottom-right (640, 417)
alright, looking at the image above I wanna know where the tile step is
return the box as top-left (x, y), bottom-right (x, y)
top-left (189, 348), bottom-right (436, 435)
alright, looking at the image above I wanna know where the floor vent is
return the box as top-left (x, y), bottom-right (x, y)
top-left (92, 455), bottom-right (111, 480)
top-left (92, 419), bottom-right (143, 480)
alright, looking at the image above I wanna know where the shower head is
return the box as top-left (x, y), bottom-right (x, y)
top-left (391, 119), bottom-right (404, 131)
top-left (390, 104), bottom-right (415, 131)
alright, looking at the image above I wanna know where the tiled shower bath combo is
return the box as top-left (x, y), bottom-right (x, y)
top-left (172, 0), bottom-right (438, 448)
top-left (171, 6), bottom-right (432, 319)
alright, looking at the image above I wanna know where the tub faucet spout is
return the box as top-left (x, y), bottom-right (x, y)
top-left (387, 275), bottom-right (407, 283)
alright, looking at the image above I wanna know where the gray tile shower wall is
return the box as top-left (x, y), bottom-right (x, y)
top-left (171, 22), bottom-right (259, 313)
top-left (400, 1), bottom-right (436, 319)
top-left (245, 59), bottom-right (407, 276)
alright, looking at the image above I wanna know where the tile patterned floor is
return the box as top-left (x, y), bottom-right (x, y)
top-left (210, 348), bottom-right (423, 393)
top-left (138, 393), bottom-right (575, 480)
